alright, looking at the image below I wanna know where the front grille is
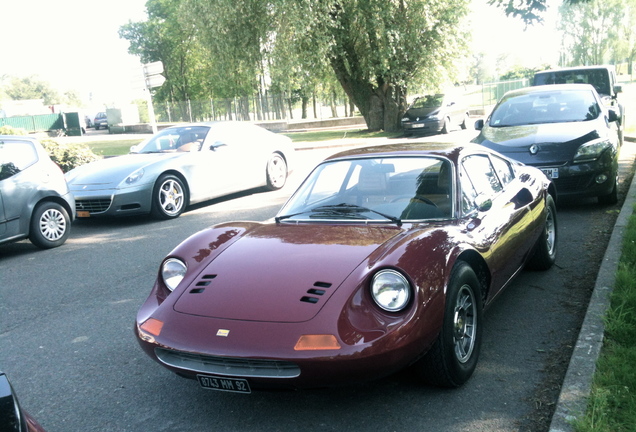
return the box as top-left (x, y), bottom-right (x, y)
top-left (76, 198), bottom-right (112, 213)
top-left (553, 174), bottom-right (594, 193)
top-left (155, 348), bottom-right (300, 378)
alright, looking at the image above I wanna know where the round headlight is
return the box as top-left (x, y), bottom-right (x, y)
top-left (371, 270), bottom-right (411, 312)
top-left (162, 258), bottom-right (187, 291)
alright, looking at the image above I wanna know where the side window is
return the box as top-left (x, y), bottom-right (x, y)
top-left (462, 155), bottom-right (503, 195)
top-left (0, 141), bottom-right (38, 180)
top-left (490, 154), bottom-right (515, 186)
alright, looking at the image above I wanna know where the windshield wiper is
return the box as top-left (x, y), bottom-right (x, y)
top-left (311, 203), bottom-right (402, 226)
top-left (276, 203), bottom-right (402, 226)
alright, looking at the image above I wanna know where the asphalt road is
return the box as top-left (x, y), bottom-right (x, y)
top-left (1, 131), bottom-right (634, 432)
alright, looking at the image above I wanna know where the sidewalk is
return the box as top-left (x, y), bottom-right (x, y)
top-left (549, 137), bottom-right (636, 431)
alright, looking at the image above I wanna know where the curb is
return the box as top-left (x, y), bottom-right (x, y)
top-left (549, 145), bottom-right (636, 431)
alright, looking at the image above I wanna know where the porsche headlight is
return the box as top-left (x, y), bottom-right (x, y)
top-left (573, 139), bottom-right (613, 163)
top-left (126, 168), bottom-right (145, 184)
top-left (162, 258), bottom-right (187, 291)
top-left (371, 270), bottom-right (411, 312)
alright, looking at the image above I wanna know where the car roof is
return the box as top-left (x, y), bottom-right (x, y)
top-left (503, 83), bottom-right (596, 98)
top-left (325, 142), bottom-right (470, 164)
top-left (0, 135), bottom-right (39, 142)
top-left (535, 65), bottom-right (615, 74)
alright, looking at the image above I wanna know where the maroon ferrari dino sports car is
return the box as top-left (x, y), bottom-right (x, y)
top-left (135, 142), bottom-right (558, 392)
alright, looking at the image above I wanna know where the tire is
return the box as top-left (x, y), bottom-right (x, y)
top-left (441, 118), bottom-right (451, 134)
top-left (29, 202), bottom-right (71, 249)
top-left (598, 175), bottom-right (618, 205)
top-left (460, 113), bottom-right (469, 130)
top-left (150, 174), bottom-right (186, 219)
top-left (265, 153), bottom-right (287, 191)
top-left (94, 124), bottom-right (100, 130)
top-left (415, 261), bottom-right (483, 387)
top-left (527, 194), bottom-right (557, 270)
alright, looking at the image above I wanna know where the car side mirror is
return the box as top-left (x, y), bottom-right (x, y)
top-left (130, 145), bottom-right (139, 154)
top-left (614, 84), bottom-right (622, 94)
top-left (476, 195), bottom-right (492, 212)
top-left (474, 119), bottom-right (484, 130)
top-left (607, 108), bottom-right (619, 123)
top-left (210, 141), bottom-right (227, 151)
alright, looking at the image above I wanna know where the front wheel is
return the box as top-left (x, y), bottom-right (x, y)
top-left (415, 261), bottom-right (483, 387)
top-left (29, 202), bottom-right (71, 249)
top-left (265, 153), bottom-right (287, 191)
top-left (598, 175), bottom-right (618, 205)
top-left (150, 174), bottom-right (186, 219)
top-left (527, 194), bottom-right (557, 270)
top-left (441, 117), bottom-right (451, 134)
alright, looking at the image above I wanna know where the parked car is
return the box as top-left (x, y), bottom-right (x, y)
top-left (533, 65), bottom-right (624, 143)
top-left (93, 112), bottom-right (108, 130)
top-left (65, 122), bottom-right (295, 220)
top-left (473, 83), bottom-right (620, 204)
top-left (135, 142), bottom-right (557, 391)
top-left (0, 136), bottom-right (75, 249)
top-left (0, 371), bottom-right (46, 431)
top-left (401, 94), bottom-right (470, 135)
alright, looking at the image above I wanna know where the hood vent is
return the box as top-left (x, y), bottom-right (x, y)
top-left (300, 281), bottom-right (333, 305)
top-left (189, 274), bottom-right (217, 294)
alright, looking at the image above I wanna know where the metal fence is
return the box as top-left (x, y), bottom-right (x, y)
top-left (151, 93), bottom-right (355, 124)
top-left (480, 78), bottom-right (530, 107)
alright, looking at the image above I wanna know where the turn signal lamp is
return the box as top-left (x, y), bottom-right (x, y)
top-left (294, 334), bottom-right (341, 351)
top-left (140, 318), bottom-right (164, 337)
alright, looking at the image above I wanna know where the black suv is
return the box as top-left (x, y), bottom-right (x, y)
top-left (533, 65), bottom-right (624, 142)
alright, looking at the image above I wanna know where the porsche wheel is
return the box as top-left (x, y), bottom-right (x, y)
top-left (151, 174), bottom-right (186, 219)
top-left (441, 118), bottom-right (451, 134)
top-left (416, 261), bottom-right (483, 387)
top-left (265, 153), bottom-right (287, 191)
top-left (29, 202), bottom-right (71, 249)
top-left (527, 194), bottom-right (557, 270)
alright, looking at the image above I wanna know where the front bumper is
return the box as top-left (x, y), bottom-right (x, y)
top-left (402, 119), bottom-right (443, 134)
top-left (532, 151), bottom-right (618, 199)
top-left (71, 183), bottom-right (153, 217)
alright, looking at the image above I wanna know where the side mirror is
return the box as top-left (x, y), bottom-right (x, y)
top-left (614, 84), bottom-right (622, 94)
top-left (607, 108), bottom-right (619, 123)
top-left (130, 145), bottom-right (139, 154)
top-left (476, 195), bottom-right (492, 212)
top-left (474, 119), bottom-right (484, 130)
top-left (210, 141), bottom-right (228, 151)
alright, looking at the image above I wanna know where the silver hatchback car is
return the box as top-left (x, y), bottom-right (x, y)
top-left (0, 136), bottom-right (75, 249)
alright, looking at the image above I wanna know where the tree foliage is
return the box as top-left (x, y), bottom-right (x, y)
top-left (3, 76), bottom-right (62, 105)
top-left (180, 0), bottom-right (469, 132)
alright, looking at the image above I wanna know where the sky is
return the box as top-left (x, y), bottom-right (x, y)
top-left (0, 0), bottom-right (561, 111)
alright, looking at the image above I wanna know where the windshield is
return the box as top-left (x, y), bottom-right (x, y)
top-left (489, 89), bottom-right (600, 127)
top-left (534, 69), bottom-right (611, 96)
top-left (134, 126), bottom-right (210, 153)
top-left (277, 156), bottom-right (453, 223)
top-left (410, 94), bottom-right (444, 109)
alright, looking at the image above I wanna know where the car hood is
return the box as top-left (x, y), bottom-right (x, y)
top-left (473, 121), bottom-right (602, 165)
top-left (172, 223), bottom-right (404, 323)
top-left (66, 153), bottom-right (181, 188)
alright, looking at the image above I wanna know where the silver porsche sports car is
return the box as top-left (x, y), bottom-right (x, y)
top-left (65, 122), bottom-right (295, 219)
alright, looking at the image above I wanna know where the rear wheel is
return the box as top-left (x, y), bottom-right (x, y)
top-left (415, 261), bottom-right (483, 387)
top-left (29, 202), bottom-right (71, 249)
top-left (527, 194), bottom-right (557, 270)
top-left (265, 153), bottom-right (287, 191)
top-left (150, 174), bottom-right (186, 219)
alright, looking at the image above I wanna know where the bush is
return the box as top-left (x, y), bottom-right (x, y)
top-left (40, 139), bottom-right (101, 173)
top-left (0, 126), bottom-right (28, 135)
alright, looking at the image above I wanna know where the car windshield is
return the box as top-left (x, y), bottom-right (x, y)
top-left (410, 94), bottom-right (444, 109)
top-left (534, 69), bottom-right (611, 96)
top-left (134, 126), bottom-right (210, 153)
top-left (277, 156), bottom-right (453, 223)
top-left (489, 89), bottom-right (600, 127)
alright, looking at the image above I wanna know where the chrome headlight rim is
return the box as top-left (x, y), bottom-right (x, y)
top-left (162, 258), bottom-right (187, 292)
top-left (370, 269), bottom-right (412, 312)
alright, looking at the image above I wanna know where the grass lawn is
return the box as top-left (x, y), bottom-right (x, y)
top-left (574, 204), bottom-right (636, 431)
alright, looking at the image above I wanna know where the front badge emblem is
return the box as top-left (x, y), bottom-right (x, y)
top-left (529, 144), bottom-right (539, 155)
top-left (216, 329), bottom-right (230, 337)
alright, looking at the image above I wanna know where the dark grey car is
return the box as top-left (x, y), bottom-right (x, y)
top-left (472, 84), bottom-right (620, 204)
top-left (0, 136), bottom-right (75, 249)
